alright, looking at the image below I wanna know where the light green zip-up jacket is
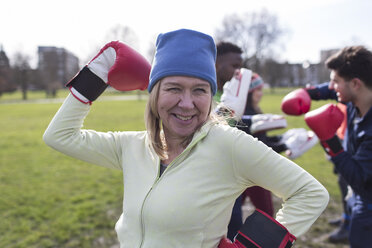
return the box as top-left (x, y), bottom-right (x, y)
top-left (43, 94), bottom-right (329, 248)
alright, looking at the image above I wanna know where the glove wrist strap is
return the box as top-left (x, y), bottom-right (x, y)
top-left (321, 135), bottom-right (344, 157)
top-left (305, 88), bottom-right (320, 100)
top-left (66, 66), bottom-right (108, 102)
top-left (234, 209), bottom-right (296, 248)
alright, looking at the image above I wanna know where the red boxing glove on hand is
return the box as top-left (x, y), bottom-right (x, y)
top-left (219, 210), bottom-right (296, 248)
top-left (305, 103), bottom-right (344, 140)
top-left (281, 88), bottom-right (311, 115)
top-left (67, 41), bottom-right (151, 104)
top-left (89, 41), bottom-right (150, 91)
top-left (305, 103), bottom-right (345, 156)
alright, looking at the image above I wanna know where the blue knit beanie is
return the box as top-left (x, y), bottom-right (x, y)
top-left (148, 29), bottom-right (217, 95)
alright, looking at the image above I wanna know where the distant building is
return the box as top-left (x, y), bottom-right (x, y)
top-left (37, 46), bottom-right (79, 87)
top-left (266, 48), bottom-right (340, 88)
top-left (317, 48), bottom-right (341, 85)
top-left (320, 49), bottom-right (340, 63)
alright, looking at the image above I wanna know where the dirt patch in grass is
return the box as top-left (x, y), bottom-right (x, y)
top-left (291, 197), bottom-right (349, 248)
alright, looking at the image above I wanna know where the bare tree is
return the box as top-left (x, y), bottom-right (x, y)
top-left (104, 24), bottom-right (139, 49)
top-left (84, 24), bottom-right (141, 65)
top-left (262, 59), bottom-right (285, 92)
top-left (0, 48), bottom-right (16, 96)
top-left (215, 9), bottom-right (286, 73)
top-left (0, 76), bottom-right (17, 97)
top-left (11, 52), bottom-right (31, 100)
top-left (104, 24), bottom-right (143, 99)
top-left (146, 34), bottom-right (157, 64)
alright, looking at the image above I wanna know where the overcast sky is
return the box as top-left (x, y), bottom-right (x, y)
top-left (1, 0), bottom-right (371, 67)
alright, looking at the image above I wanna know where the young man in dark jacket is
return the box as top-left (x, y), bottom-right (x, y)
top-left (282, 46), bottom-right (372, 248)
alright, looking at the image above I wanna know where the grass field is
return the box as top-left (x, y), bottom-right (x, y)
top-left (0, 89), bottom-right (346, 247)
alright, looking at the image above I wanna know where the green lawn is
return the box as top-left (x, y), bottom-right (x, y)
top-left (0, 97), bottom-right (147, 247)
top-left (0, 89), bottom-right (147, 104)
top-left (0, 89), bottom-right (340, 247)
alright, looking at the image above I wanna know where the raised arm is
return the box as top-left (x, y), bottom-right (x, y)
top-left (43, 41), bottom-right (150, 168)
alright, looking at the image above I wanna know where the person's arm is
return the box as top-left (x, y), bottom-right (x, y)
top-left (247, 131), bottom-right (288, 153)
top-left (306, 82), bottom-right (337, 101)
top-left (43, 41), bottom-right (150, 168)
top-left (263, 135), bottom-right (288, 153)
top-left (305, 103), bottom-right (372, 198)
top-left (332, 138), bottom-right (372, 197)
top-left (231, 129), bottom-right (329, 238)
top-left (240, 114), bottom-right (287, 135)
top-left (218, 128), bottom-right (328, 248)
top-left (43, 94), bottom-right (125, 169)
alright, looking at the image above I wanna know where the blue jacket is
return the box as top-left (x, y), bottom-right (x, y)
top-left (312, 83), bottom-right (372, 203)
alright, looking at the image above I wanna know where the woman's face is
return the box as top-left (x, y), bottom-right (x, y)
top-left (157, 76), bottom-right (212, 140)
top-left (252, 86), bottom-right (263, 106)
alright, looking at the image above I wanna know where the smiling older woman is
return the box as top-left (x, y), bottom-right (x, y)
top-left (43, 29), bottom-right (329, 248)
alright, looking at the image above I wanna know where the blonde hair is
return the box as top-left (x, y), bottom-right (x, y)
top-left (145, 83), bottom-right (165, 159)
top-left (145, 81), bottom-right (224, 160)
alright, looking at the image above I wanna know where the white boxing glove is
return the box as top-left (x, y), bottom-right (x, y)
top-left (282, 128), bottom-right (319, 159)
top-left (217, 68), bottom-right (252, 120)
top-left (249, 114), bottom-right (287, 134)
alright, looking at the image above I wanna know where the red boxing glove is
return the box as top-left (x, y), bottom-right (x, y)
top-left (305, 103), bottom-right (345, 156)
top-left (281, 88), bottom-right (311, 115)
top-left (305, 103), bottom-right (344, 140)
top-left (67, 41), bottom-right (151, 104)
top-left (89, 41), bottom-right (150, 91)
top-left (219, 210), bottom-right (296, 248)
top-left (218, 237), bottom-right (244, 248)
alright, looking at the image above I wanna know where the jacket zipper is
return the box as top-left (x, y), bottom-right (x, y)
top-left (138, 133), bottom-right (207, 247)
top-left (138, 157), bottom-right (160, 248)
